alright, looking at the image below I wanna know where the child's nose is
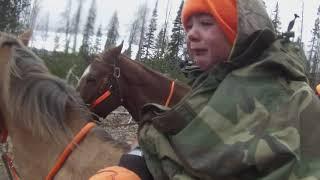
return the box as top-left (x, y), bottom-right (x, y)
top-left (187, 27), bottom-right (200, 42)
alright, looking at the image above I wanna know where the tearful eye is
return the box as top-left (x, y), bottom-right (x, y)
top-left (185, 24), bottom-right (193, 32)
top-left (201, 21), bottom-right (214, 26)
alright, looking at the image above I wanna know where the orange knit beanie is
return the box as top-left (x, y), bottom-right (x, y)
top-left (181, 0), bottom-right (238, 44)
top-left (89, 166), bottom-right (141, 180)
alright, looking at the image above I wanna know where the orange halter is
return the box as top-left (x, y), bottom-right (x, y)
top-left (164, 81), bottom-right (176, 107)
top-left (91, 90), bottom-right (112, 109)
top-left (91, 80), bottom-right (176, 109)
top-left (46, 122), bottom-right (96, 180)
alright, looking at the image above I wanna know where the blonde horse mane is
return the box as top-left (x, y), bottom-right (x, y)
top-left (0, 32), bottom-right (89, 143)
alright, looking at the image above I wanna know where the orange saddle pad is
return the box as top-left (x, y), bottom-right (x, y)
top-left (89, 166), bottom-right (141, 180)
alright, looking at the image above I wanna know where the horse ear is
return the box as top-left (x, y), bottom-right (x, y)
top-left (114, 41), bottom-right (123, 55)
top-left (18, 29), bottom-right (33, 46)
top-left (0, 32), bottom-right (18, 64)
top-left (102, 41), bottom-right (124, 62)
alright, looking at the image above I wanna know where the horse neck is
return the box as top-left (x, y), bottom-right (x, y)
top-left (54, 131), bottom-right (127, 179)
top-left (9, 125), bottom-right (70, 179)
top-left (118, 56), bottom-right (189, 121)
top-left (8, 113), bottom-right (126, 179)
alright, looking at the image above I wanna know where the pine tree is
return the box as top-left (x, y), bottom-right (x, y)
top-left (93, 25), bottom-right (103, 54)
top-left (141, 0), bottom-right (158, 61)
top-left (271, 2), bottom-right (282, 35)
top-left (308, 5), bottom-right (320, 86)
top-left (124, 18), bottom-right (140, 58)
top-left (0, 0), bottom-right (31, 33)
top-left (165, 0), bottom-right (185, 68)
top-left (104, 11), bottom-right (120, 50)
top-left (80, 0), bottom-right (96, 58)
top-left (60, 0), bottom-right (72, 54)
top-left (72, 0), bottom-right (84, 53)
top-left (53, 32), bottom-right (60, 52)
top-left (135, 3), bottom-right (149, 60)
top-left (160, 0), bottom-right (171, 57)
top-left (153, 26), bottom-right (168, 59)
top-left (25, 0), bottom-right (40, 30)
top-left (39, 12), bottom-right (50, 48)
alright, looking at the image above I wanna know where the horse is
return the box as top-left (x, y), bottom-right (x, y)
top-left (0, 32), bottom-right (130, 180)
top-left (76, 43), bottom-right (191, 123)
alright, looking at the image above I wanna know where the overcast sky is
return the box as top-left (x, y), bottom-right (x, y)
top-left (34, 0), bottom-right (319, 52)
top-left (36, 0), bottom-right (182, 42)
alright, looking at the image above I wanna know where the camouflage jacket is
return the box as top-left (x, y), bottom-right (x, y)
top-left (138, 0), bottom-right (320, 179)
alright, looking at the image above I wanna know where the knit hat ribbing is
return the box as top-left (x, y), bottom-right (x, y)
top-left (181, 0), bottom-right (238, 44)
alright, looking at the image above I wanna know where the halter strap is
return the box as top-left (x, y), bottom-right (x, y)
top-left (1, 121), bottom-right (20, 180)
top-left (90, 90), bottom-right (112, 109)
top-left (2, 154), bottom-right (20, 180)
top-left (90, 56), bottom-right (122, 109)
top-left (46, 122), bottom-right (96, 180)
top-left (164, 81), bottom-right (175, 107)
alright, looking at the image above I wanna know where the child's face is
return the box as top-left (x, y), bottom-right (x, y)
top-left (186, 13), bottom-right (232, 71)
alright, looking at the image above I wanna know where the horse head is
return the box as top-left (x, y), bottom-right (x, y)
top-left (77, 41), bottom-right (191, 122)
top-left (0, 31), bottom-right (31, 133)
top-left (0, 32), bottom-right (130, 179)
top-left (77, 43), bottom-right (124, 119)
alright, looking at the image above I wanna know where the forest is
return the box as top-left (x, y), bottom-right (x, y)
top-left (1, 0), bottom-right (319, 87)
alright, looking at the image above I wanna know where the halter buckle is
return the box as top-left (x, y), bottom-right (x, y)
top-left (113, 67), bottom-right (120, 79)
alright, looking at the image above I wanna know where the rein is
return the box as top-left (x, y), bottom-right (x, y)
top-left (46, 122), bottom-right (96, 180)
top-left (0, 121), bottom-right (20, 180)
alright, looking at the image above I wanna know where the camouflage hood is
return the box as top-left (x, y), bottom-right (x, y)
top-left (138, 0), bottom-right (319, 180)
top-left (231, 0), bottom-right (274, 54)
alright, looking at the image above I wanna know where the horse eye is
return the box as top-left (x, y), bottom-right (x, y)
top-left (86, 77), bottom-right (96, 83)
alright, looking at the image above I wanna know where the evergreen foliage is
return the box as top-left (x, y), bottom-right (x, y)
top-left (141, 1), bottom-right (158, 61)
top-left (104, 11), bottom-right (120, 50)
top-left (72, 0), bottom-right (84, 53)
top-left (271, 2), bottom-right (282, 35)
top-left (0, 0), bottom-right (31, 33)
top-left (163, 0), bottom-right (185, 70)
top-left (79, 0), bottom-right (97, 59)
top-left (93, 25), bottom-right (103, 53)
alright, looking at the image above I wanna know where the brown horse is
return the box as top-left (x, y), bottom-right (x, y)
top-left (0, 32), bottom-right (129, 180)
top-left (76, 44), bottom-right (190, 122)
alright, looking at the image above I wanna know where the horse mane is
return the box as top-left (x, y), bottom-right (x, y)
top-left (1, 34), bottom-right (90, 143)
